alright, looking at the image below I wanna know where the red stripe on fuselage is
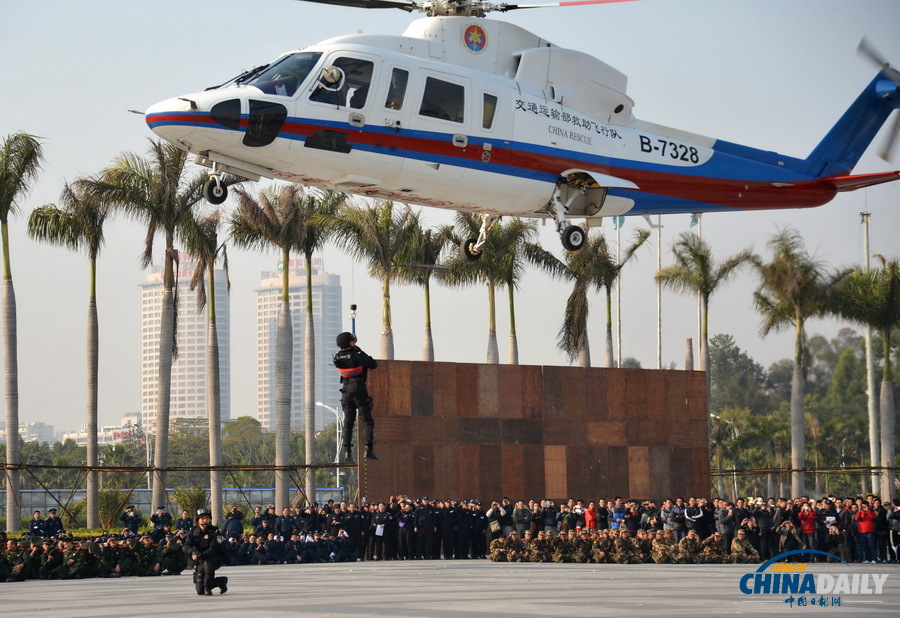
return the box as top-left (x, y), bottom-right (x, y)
top-left (284, 120), bottom-right (837, 209)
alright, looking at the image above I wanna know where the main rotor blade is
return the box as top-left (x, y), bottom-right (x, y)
top-left (295, 0), bottom-right (417, 10)
top-left (499, 0), bottom-right (638, 11)
top-left (879, 111), bottom-right (900, 162)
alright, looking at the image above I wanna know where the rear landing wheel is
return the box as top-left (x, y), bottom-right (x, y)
top-left (561, 225), bottom-right (586, 251)
top-left (203, 178), bottom-right (227, 205)
top-left (461, 238), bottom-right (482, 261)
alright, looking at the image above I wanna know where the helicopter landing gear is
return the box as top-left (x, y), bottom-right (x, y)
top-left (548, 182), bottom-right (586, 252)
top-left (203, 163), bottom-right (228, 205)
top-left (460, 213), bottom-right (499, 261)
top-left (203, 176), bottom-right (227, 205)
top-left (561, 225), bottom-right (586, 251)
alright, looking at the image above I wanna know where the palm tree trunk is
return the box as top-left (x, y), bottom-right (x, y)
top-left (577, 332), bottom-right (590, 368)
top-left (206, 267), bottom-right (223, 524)
top-left (790, 317), bottom-right (806, 498)
top-left (152, 287), bottom-right (175, 510)
top-left (486, 282), bottom-right (498, 364)
top-left (507, 285), bottom-right (518, 365)
top-left (879, 328), bottom-right (895, 501)
top-left (85, 257), bottom-right (99, 528)
top-left (422, 281), bottom-right (433, 362)
top-left (604, 288), bottom-right (614, 368)
top-left (3, 276), bottom-right (20, 533)
top-left (304, 259), bottom-right (316, 508)
top-left (275, 248), bottom-right (293, 510)
top-left (381, 275), bottom-right (394, 360)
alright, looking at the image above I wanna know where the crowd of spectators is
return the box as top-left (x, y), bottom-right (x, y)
top-left (3, 493), bottom-right (899, 581)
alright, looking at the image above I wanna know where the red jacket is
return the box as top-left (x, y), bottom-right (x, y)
top-left (855, 508), bottom-right (876, 533)
top-left (798, 509), bottom-right (817, 534)
top-left (584, 507), bottom-right (597, 530)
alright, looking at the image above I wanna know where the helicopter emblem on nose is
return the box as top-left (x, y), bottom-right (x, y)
top-left (463, 24), bottom-right (487, 52)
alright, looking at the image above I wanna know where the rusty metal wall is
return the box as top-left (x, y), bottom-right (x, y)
top-left (358, 361), bottom-right (709, 502)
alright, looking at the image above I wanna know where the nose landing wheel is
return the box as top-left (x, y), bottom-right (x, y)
top-left (203, 177), bottom-right (228, 205)
top-left (561, 225), bottom-right (586, 251)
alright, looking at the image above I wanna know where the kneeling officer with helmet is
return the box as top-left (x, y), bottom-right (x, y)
top-left (184, 508), bottom-right (227, 596)
top-left (333, 331), bottom-right (378, 462)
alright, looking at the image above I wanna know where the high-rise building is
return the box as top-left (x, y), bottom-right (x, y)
top-left (140, 255), bottom-right (230, 433)
top-left (256, 258), bottom-right (342, 432)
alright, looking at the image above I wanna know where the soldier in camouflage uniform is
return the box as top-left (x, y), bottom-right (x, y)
top-left (488, 535), bottom-right (507, 562)
top-left (677, 529), bottom-right (703, 564)
top-left (505, 531), bottom-right (528, 562)
top-left (551, 531), bottom-right (576, 563)
top-left (730, 529), bottom-right (760, 564)
top-left (651, 530), bottom-right (678, 564)
top-left (592, 530), bottom-right (612, 564)
top-left (574, 531), bottom-right (593, 563)
top-left (634, 530), bottom-right (652, 563)
top-left (699, 531), bottom-right (729, 564)
top-left (612, 529), bottom-right (639, 564)
top-left (530, 531), bottom-right (551, 563)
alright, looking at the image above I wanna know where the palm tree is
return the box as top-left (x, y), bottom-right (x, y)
top-left (0, 132), bottom-right (44, 532)
top-left (656, 231), bottom-right (752, 375)
top-left (322, 200), bottom-right (419, 360)
top-left (394, 216), bottom-right (451, 361)
top-left (829, 255), bottom-right (900, 500)
top-left (442, 214), bottom-right (538, 364)
top-left (27, 181), bottom-right (108, 529)
top-left (280, 186), bottom-right (341, 503)
top-left (181, 209), bottom-right (229, 521)
top-left (527, 229), bottom-right (618, 367)
top-left (231, 185), bottom-right (342, 507)
top-left (753, 228), bottom-right (845, 498)
top-left (600, 229), bottom-right (650, 367)
top-left (77, 139), bottom-right (239, 510)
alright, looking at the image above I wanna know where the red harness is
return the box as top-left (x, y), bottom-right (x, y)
top-left (337, 366), bottom-right (363, 378)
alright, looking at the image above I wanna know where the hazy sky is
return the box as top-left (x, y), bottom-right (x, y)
top-left (2, 0), bottom-right (898, 434)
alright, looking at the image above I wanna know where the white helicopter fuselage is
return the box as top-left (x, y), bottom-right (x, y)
top-left (147, 17), bottom-right (727, 220)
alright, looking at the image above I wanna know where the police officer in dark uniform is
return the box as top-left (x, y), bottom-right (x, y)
top-left (44, 508), bottom-right (65, 539)
top-left (184, 508), bottom-right (227, 596)
top-left (332, 331), bottom-right (378, 462)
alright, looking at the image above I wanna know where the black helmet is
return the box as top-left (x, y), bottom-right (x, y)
top-left (336, 332), bottom-right (356, 348)
top-left (196, 507), bottom-right (211, 518)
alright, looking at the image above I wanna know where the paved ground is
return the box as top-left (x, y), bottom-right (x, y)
top-left (2, 561), bottom-right (898, 616)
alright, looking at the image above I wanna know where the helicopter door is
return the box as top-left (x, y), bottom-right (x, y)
top-left (297, 54), bottom-right (378, 157)
top-left (372, 67), bottom-right (411, 164)
top-left (401, 73), bottom-right (470, 182)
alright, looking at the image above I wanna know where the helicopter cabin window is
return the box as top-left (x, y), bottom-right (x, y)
top-left (309, 57), bottom-right (374, 109)
top-left (419, 77), bottom-right (464, 123)
top-left (384, 69), bottom-right (409, 111)
top-left (244, 51), bottom-right (322, 97)
top-left (482, 93), bottom-right (498, 130)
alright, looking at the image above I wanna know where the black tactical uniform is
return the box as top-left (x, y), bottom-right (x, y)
top-left (184, 509), bottom-right (227, 596)
top-left (332, 332), bottom-right (378, 461)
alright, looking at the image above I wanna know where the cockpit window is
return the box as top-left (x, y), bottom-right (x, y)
top-left (245, 51), bottom-right (322, 97)
top-left (309, 57), bottom-right (374, 109)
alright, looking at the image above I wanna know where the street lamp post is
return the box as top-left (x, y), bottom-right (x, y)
top-left (315, 402), bottom-right (344, 490)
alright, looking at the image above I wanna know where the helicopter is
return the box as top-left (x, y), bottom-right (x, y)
top-left (145, 0), bottom-right (900, 260)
